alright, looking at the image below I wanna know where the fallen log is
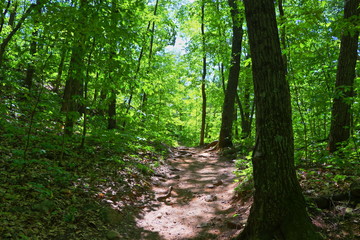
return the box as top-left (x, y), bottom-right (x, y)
top-left (310, 181), bottom-right (360, 209)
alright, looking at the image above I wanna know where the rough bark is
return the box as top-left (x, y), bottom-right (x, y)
top-left (237, 0), bottom-right (322, 239)
top-left (328, 0), bottom-right (359, 153)
top-left (218, 0), bottom-right (243, 148)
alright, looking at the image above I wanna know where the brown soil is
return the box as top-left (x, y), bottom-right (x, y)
top-left (135, 147), bottom-right (247, 240)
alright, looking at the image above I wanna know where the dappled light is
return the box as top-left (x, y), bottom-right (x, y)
top-left (136, 147), bottom-right (241, 239)
top-left (0, 0), bottom-right (359, 239)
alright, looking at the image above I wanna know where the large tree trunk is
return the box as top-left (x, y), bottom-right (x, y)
top-left (199, 1), bottom-right (207, 146)
top-left (237, 0), bottom-right (322, 239)
top-left (328, 0), bottom-right (359, 153)
top-left (218, 0), bottom-right (243, 148)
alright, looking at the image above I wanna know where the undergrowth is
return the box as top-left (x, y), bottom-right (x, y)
top-left (0, 112), bottom-right (172, 239)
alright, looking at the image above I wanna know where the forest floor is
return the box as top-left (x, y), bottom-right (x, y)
top-left (1, 139), bottom-right (359, 239)
top-left (118, 146), bottom-right (360, 240)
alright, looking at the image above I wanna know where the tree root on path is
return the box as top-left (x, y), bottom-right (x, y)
top-left (156, 186), bottom-right (173, 202)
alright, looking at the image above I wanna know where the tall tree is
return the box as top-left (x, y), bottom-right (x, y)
top-left (199, 0), bottom-right (207, 146)
top-left (328, 0), bottom-right (359, 153)
top-left (107, 0), bottom-right (119, 130)
top-left (61, 0), bottom-right (89, 135)
top-left (140, 0), bottom-right (159, 111)
top-left (237, 0), bottom-right (322, 239)
top-left (24, 0), bottom-right (41, 90)
top-left (218, 0), bottom-right (243, 148)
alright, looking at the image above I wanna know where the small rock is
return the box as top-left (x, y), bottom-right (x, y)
top-left (225, 218), bottom-right (247, 229)
top-left (154, 173), bottom-right (166, 178)
top-left (206, 184), bottom-right (215, 189)
top-left (213, 179), bottom-right (223, 186)
top-left (169, 175), bottom-right (180, 179)
top-left (204, 195), bottom-right (217, 202)
top-left (196, 222), bottom-right (209, 228)
top-left (169, 166), bottom-right (180, 171)
top-left (157, 213), bottom-right (163, 219)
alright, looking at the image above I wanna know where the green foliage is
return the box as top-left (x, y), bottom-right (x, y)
top-left (234, 155), bottom-right (253, 195)
top-left (0, 0), bottom-right (359, 238)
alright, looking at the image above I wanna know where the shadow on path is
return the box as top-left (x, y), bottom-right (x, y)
top-left (133, 147), bottom-right (243, 240)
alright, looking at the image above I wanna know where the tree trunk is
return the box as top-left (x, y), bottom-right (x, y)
top-left (24, 0), bottom-right (41, 90)
top-left (199, 1), bottom-right (207, 146)
top-left (218, 0), bottom-right (243, 148)
top-left (107, 90), bottom-right (117, 130)
top-left (328, 0), bottom-right (359, 153)
top-left (0, 0), bottom-right (11, 34)
top-left (238, 57), bottom-right (253, 139)
top-left (54, 44), bottom-right (68, 93)
top-left (237, 0), bottom-right (322, 239)
top-left (106, 0), bottom-right (118, 130)
top-left (61, 0), bottom-right (88, 135)
top-left (140, 0), bottom-right (159, 112)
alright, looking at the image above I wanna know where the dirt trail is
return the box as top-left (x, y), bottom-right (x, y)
top-left (136, 147), bottom-right (244, 240)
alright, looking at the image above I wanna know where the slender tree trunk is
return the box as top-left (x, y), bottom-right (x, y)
top-left (80, 38), bottom-right (95, 148)
top-left (241, 81), bottom-right (252, 138)
top-left (218, 0), bottom-right (243, 148)
top-left (54, 45), bottom-right (68, 93)
top-left (0, 0), bottom-right (11, 34)
top-left (238, 57), bottom-right (253, 139)
top-left (328, 0), bottom-right (359, 153)
top-left (199, 1), bottom-right (207, 146)
top-left (24, 0), bottom-right (41, 90)
top-left (237, 0), bottom-right (322, 239)
top-left (107, 90), bottom-right (117, 130)
top-left (219, 63), bottom-right (226, 94)
top-left (99, 90), bottom-right (107, 116)
top-left (8, 0), bottom-right (17, 28)
top-left (107, 0), bottom-right (119, 130)
top-left (24, 30), bottom-right (37, 89)
top-left (141, 0), bottom-right (159, 111)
